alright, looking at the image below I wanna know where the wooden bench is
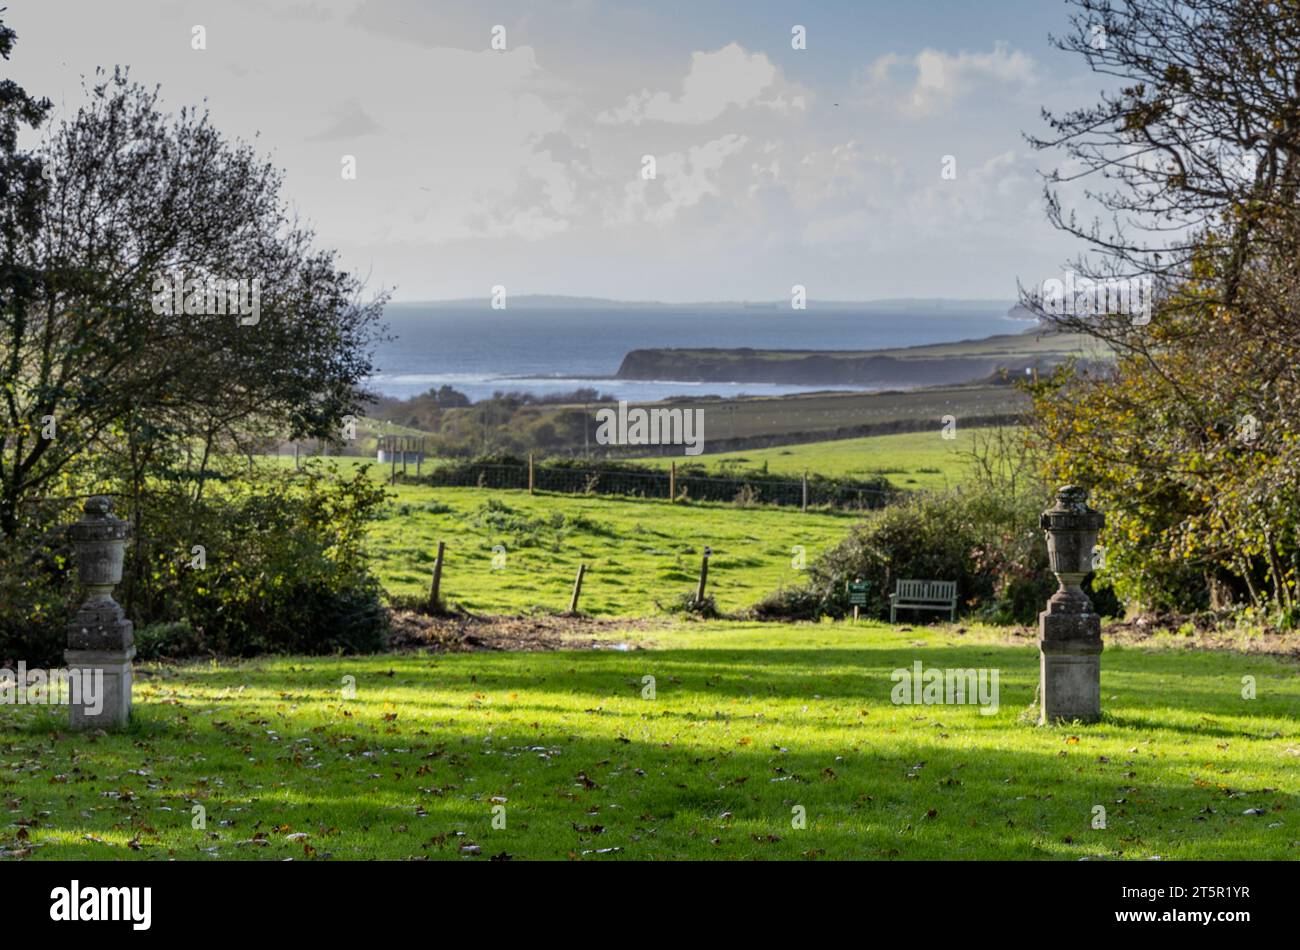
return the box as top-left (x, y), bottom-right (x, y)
top-left (889, 579), bottom-right (957, 623)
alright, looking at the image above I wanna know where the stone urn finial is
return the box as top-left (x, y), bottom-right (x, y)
top-left (69, 495), bottom-right (131, 602)
top-left (1037, 485), bottom-right (1105, 724)
top-left (1040, 485), bottom-right (1105, 612)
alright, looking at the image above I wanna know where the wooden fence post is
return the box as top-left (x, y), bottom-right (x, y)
top-left (428, 540), bottom-right (446, 612)
top-left (294, 443), bottom-right (300, 471)
top-left (802, 470), bottom-right (809, 512)
top-left (528, 453), bottom-right (535, 495)
top-left (390, 438), bottom-right (397, 485)
top-left (694, 547), bottom-right (711, 604)
top-left (568, 562), bottom-right (586, 614)
top-left (670, 461), bottom-right (676, 503)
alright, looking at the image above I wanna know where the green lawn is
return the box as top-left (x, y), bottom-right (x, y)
top-left (3, 623), bottom-right (1295, 860)
top-left (368, 485), bottom-right (857, 615)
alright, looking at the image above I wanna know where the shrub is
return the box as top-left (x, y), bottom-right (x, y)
top-left (134, 620), bottom-right (204, 661)
top-left (749, 584), bottom-right (824, 621)
top-left (0, 518), bottom-right (76, 667)
top-left (660, 591), bottom-right (720, 619)
top-left (754, 483), bottom-right (1121, 625)
top-left (125, 465), bottom-right (391, 656)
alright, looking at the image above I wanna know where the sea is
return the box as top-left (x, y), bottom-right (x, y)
top-left (369, 301), bottom-right (1028, 403)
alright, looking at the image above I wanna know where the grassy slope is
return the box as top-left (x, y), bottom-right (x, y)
top-left (310, 425), bottom-right (992, 614)
top-left (636, 427), bottom-right (992, 490)
top-left (4, 623), bottom-right (1295, 860)
top-left (267, 424), bottom-right (999, 491)
top-left (369, 485), bottom-right (856, 614)
top-left (625, 385), bottom-right (1025, 443)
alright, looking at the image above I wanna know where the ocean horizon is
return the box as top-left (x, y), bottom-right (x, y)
top-left (370, 301), bottom-right (1029, 402)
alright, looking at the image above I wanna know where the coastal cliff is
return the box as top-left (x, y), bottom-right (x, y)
top-left (615, 331), bottom-right (1096, 387)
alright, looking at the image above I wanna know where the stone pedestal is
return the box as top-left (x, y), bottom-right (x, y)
top-left (64, 648), bottom-right (135, 728)
top-left (1040, 604), bottom-right (1102, 723)
top-left (65, 496), bottom-right (134, 730)
top-left (1038, 486), bottom-right (1104, 724)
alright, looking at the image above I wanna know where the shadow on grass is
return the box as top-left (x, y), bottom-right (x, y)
top-left (6, 642), bottom-right (1295, 860)
top-left (10, 723), bottom-right (1294, 861)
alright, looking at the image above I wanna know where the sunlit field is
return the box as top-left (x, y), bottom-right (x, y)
top-left (366, 485), bottom-right (856, 614)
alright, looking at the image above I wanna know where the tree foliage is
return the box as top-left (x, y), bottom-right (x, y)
top-left (1025, 0), bottom-right (1300, 619)
top-left (0, 58), bottom-right (387, 538)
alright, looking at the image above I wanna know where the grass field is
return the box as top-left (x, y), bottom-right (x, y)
top-left (313, 425), bottom-right (996, 612)
top-left (4, 623), bottom-right (1295, 860)
top-left (635, 384), bottom-right (1026, 444)
top-left (368, 485), bottom-right (858, 615)
top-left (638, 427), bottom-right (995, 490)
top-left (269, 423), bottom-right (998, 492)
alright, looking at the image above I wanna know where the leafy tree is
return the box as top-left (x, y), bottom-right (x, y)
top-left (1025, 0), bottom-right (1300, 618)
top-left (0, 63), bottom-right (387, 538)
top-left (0, 8), bottom-right (51, 533)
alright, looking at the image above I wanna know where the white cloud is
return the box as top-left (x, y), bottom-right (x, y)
top-left (860, 43), bottom-right (1037, 117)
top-left (598, 43), bottom-right (803, 125)
top-left (611, 133), bottom-right (750, 224)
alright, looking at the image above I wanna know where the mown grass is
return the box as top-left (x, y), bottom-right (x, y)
top-left (367, 486), bottom-right (857, 615)
top-left (3, 623), bottom-right (1295, 860)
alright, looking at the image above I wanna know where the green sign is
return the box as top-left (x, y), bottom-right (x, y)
top-left (848, 581), bottom-right (869, 606)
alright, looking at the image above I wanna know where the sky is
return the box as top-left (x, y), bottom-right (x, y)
top-left (5, 0), bottom-right (1109, 303)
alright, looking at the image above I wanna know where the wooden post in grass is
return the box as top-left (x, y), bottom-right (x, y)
top-left (669, 461), bottom-right (676, 503)
top-left (416, 438), bottom-right (424, 478)
top-left (294, 443), bottom-right (300, 470)
top-left (569, 562), bottom-right (587, 614)
top-left (528, 453), bottom-right (535, 495)
top-left (695, 546), bottom-right (711, 605)
top-left (802, 469), bottom-right (809, 512)
top-left (390, 438), bottom-right (397, 485)
top-left (428, 540), bottom-right (446, 612)
top-left (402, 438), bottom-right (408, 478)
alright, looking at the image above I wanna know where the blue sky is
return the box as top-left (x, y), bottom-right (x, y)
top-left (8, 0), bottom-right (1107, 302)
